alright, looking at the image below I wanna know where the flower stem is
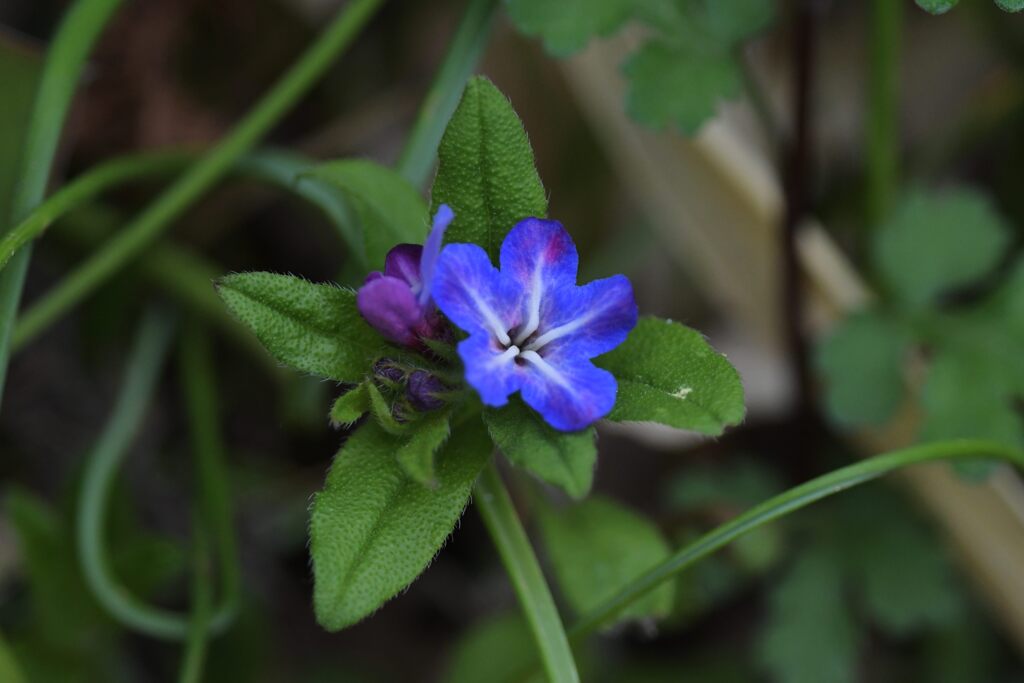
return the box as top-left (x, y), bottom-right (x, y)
top-left (474, 461), bottom-right (580, 683)
top-left (10, 0), bottom-right (385, 354)
top-left (395, 0), bottom-right (498, 189)
top-left (0, 0), bottom-right (124, 409)
top-left (568, 439), bottom-right (1023, 639)
top-left (866, 0), bottom-right (902, 229)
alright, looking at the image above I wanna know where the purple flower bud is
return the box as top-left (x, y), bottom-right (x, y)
top-left (356, 205), bottom-right (455, 347)
top-left (407, 370), bottom-right (447, 411)
top-left (373, 359), bottom-right (405, 384)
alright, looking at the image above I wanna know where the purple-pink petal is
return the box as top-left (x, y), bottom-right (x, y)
top-left (356, 275), bottom-right (425, 347)
top-left (383, 244), bottom-right (423, 289)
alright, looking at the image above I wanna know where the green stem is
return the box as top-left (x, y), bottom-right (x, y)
top-left (77, 310), bottom-right (242, 641)
top-left (474, 461), bottom-right (579, 683)
top-left (0, 0), bottom-right (124, 406)
top-left (395, 0), bottom-right (498, 188)
top-left (10, 0), bottom-right (385, 354)
top-left (0, 150), bottom-right (192, 271)
top-left (866, 0), bottom-right (901, 229)
top-left (179, 320), bottom-right (241, 630)
top-left (178, 518), bottom-right (213, 683)
top-left (568, 439), bottom-right (1023, 639)
top-left (76, 308), bottom-right (187, 639)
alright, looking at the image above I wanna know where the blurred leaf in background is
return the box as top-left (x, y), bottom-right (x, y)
top-left (504, 0), bottom-right (774, 134)
top-left (817, 186), bottom-right (1024, 477)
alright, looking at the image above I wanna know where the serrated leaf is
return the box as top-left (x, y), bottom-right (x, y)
top-left (815, 310), bottom-right (909, 427)
top-left (639, 0), bottom-right (773, 45)
top-left (216, 272), bottom-right (385, 382)
top-left (504, 0), bottom-right (633, 56)
top-left (484, 397), bottom-right (596, 498)
top-left (874, 188), bottom-right (1010, 309)
top-left (311, 419), bottom-right (491, 630)
top-left (596, 317), bottom-right (744, 434)
top-left (307, 159), bottom-right (427, 270)
top-left (915, 0), bottom-right (959, 14)
top-left (757, 549), bottom-right (859, 683)
top-left (537, 496), bottom-right (674, 624)
top-left (625, 0), bottom-right (772, 134)
top-left (396, 410), bottom-right (452, 485)
top-left (623, 41), bottom-right (742, 134)
top-left (430, 76), bottom-right (548, 261)
top-left (330, 383), bottom-right (370, 426)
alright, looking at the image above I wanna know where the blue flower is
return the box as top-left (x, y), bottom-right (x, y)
top-left (357, 205), bottom-right (454, 346)
top-left (432, 218), bottom-right (637, 431)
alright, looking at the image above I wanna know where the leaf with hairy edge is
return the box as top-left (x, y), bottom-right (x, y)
top-left (311, 419), bottom-right (491, 630)
top-left (596, 317), bottom-right (744, 434)
top-left (366, 382), bottom-right (405, 435)
top-left (505, 0), bottom-right (633, 56)
top-left (216, 272), bottom-right (385, 382)
top-left (537, 496), bottom-right (674, 624)
top-left (307, 159), bottom-right (427, 270)
top-left (330, 383), bottom-right (370, 426)
top-left (396, 410), bottom-right (452, 485)
top-left (430, 76), bottom-right (547, 261)
top-left (484, 398), bottom-right (596, 499)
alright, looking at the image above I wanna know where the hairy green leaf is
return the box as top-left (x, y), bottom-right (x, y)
top-left (874, 188), bottom-right (1010, 309)
top-left (504, 0), bottom-right (633, 56)
top-left (484, 398), bottom-right (596, 498)
top-left (216, 272), bottom-right (384, 382)
top-left (310, 419), bottom-right (490, 630)
top-left (366, 381), bottom-right (405, 434)
top-left (307, 159), bottom-right (427, 270)
top-left (996, 0), bottom-right (1024, 11)
top-left (430, 76), bottom-right (547, 261)
top-left (915, 0), bottom-right (959, 14)
top-left (597, 317), bottom-right (744, 434)
top-left (396, 410), bottom-right (452, 485)
top-left (757, 549), bottom-right (859, 683)
top-left (816, 311), bottom-right (909, 427)
top-left (330, 383), bottom-right (370, 426)
top-left (538, 496), bottom-right (674, 624)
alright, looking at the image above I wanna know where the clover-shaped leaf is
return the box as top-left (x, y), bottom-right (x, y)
top-left (815, 311), bottom-right (909, 427)
top-left (504, 0), bottom-right (633, 56)
top-left (874, 188), bottom-right (1010, 310)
